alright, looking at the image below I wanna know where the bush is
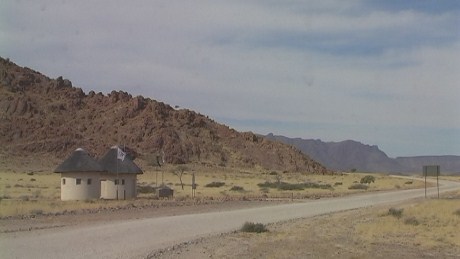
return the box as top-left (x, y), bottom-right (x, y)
top-left (278, 183), bottom-right (305, 191)
top-left (240, 222), bottom-right (268, 233)
top-left (405, 181), bottom-right (413, 185)
top-left (20, 195), bottom-right (30, 201)
top-left (205, 182), bottom-right (225, 188)
top-left (257, 181), bottom-right (332, 191)
top-left (260, 187), bottom-right (270, 194)
top-left (137, 185), bottom-right (156, 194)
top-left (334, 182), bottom-right (343, 186)
top-left (388, 207), bottom-right (404, 219)
top-left (30, 209), bottom-right (44, 215)
top-left (404, 216), bottom-right (419, 226)
top-left (454, 209), bottom-right (460, 217)
top-left (258, 181), bottom-right (279, 188)
top-left (348, 184), bottom-right (368, 190)
top-left (230, 186), bottom-right (245, 192)
top-left (360, 175), bottom-right (375, 184)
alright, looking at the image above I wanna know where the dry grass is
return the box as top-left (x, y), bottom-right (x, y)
top-left (154, 189), bottom-right (460, 259)
top-left (139, 166), bottom-right (427, 199)
top-left (0, 165), bottom-right (429, 218)
top-left (356, 190), bottom-right (460, 249)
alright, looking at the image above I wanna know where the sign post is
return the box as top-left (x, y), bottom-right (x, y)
top-left (191, 172), bottom-right (196, 198)
top-left (423, 165), bottom-right (440, 199)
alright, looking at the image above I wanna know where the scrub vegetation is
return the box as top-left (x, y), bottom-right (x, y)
top-left (0, 165), bottom-right (430, 218)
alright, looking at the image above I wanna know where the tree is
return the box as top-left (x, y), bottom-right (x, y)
top-left (173, 165), bottom-right (188, 190)
top-left (146, 151), bottom-right (165, 168)
top-left (360, 175), bottom-right (375, 184)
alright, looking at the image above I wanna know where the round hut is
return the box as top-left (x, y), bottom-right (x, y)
top-left (54, 148), bottom-right (105, 201)
top-left (98, 146), bottom-right (143, 200)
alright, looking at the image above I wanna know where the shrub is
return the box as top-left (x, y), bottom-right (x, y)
top-left (30, 209), bottom-right (44, 215)
top-left (20, 195), bottom-right (30, 201)
top-left (230, 186), bottom-right (245, 192)
top-left (259, 187), bottom-right (270, 194)
top-left (137, 185), bottom-right (156, 194)
top-left (404, 216), bottom-right (419, 226)
top-left (278, 182), bottom-right (305, 191)
top-left (360, 175), bottom-right (375, 184)
top-left (454, 209), bottom-right (460, 217)
top-left (269, 171), bottom-right (278, 175)
top-left (258, 181), bottom-right (332, 190)
top-left (348, 184), bottom-right (368, 190)
top-left (334, 182), bottom-right (343, 186)
top-left (205, 182), bottom-right (225, 188)
top-left (240, 222), bottom-right (268, 233)
top-left (405, 181), bottom-right (413, 185)
top-left (388, 207), bottom-right (404, 219)
top-left (258, 181), bottom-right (278, 188)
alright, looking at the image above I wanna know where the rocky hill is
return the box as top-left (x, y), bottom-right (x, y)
top-left (0, 57), bottom-right (328, 174)
top-left (265, 134), bottom-right (460, 174)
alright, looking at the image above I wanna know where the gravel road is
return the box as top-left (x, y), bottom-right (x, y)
top-left (1, 178), bottom-right (459, 259)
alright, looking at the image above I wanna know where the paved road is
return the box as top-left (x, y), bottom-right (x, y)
top-left (1, 178), bottom-right (459, 259)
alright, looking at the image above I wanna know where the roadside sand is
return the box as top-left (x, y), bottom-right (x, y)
top-left (1, 180), bottom-right (458, 259)
top-left (0, 200), bottom-right (285, 233)
top-left (148, 199), bottom-right (460, 259)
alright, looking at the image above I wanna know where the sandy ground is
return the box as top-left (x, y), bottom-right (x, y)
top-left (1, 179), bottom-right (458, 259)
top-left (0, 200), bottom-right (284, 233)
top-left (149, 201), bottom-right (460, 259)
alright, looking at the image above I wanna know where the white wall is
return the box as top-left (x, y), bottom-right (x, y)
top-left (60, 172), bottom-right (101, 201)
top-left (100, 173), bottom-right (137, 200)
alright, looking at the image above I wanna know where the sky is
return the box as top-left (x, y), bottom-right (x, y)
top-left (1, 0), bottom-right (459, 157)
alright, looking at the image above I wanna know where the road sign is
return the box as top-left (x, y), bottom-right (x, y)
top-left (423, 165), bottom-right (440, 176)
top-left (423, 165), bottom-right (440, 198)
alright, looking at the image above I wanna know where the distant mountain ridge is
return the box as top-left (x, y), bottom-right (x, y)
top-left (265, 134), bottom-right (460, 174)
top-left (395, 156), bottom-right (460, 174)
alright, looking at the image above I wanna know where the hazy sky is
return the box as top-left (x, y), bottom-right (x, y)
top-left (2, 1), bottom-right (459, 157)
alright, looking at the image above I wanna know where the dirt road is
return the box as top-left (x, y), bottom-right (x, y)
top-left (1, 178), bottom-right (459, 259)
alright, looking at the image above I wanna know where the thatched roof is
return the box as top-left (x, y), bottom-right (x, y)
top-left (54, 148), bottom-right (105, 173)
top-left (98, 146), bottom-right (143, 174)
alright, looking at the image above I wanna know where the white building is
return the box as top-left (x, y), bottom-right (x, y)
top-left (98, 146), bottom-right (143, 200)
top-left (54, 148), bottom-right (104, 201)
top-left (54, 146), bottom-right (143, 201)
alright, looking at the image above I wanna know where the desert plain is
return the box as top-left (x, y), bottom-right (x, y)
top-left (1, 164), bottom-right (459, 258)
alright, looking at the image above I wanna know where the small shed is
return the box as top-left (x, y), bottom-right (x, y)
top-left (98, 146), bottom-right (143, 200)
top-left (54, 148), bottom-right (105, 201)
top-left (157, 185), bottom-right (174, 198)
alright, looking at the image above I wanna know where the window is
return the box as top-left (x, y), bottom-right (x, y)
top-left (76, 178), bottom-right (81, 185)
top-left (114, 179), bottom-right (119, 185)
top-left (62, 178), bottom-right (66, 185)
top-left (87, 179), bottom-right (92, 185)
top-left (121, 179), bottom-right (125, 185)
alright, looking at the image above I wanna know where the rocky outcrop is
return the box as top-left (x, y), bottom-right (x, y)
top-left (0, 57), bottom-right (329, 174)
